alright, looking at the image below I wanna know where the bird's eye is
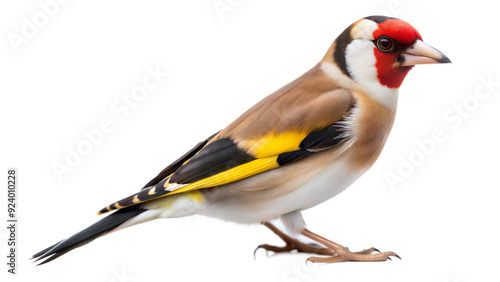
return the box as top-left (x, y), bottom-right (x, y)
top-left (376, 36), bottom-right (395, 53)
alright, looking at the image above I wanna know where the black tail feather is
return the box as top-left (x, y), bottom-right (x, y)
top-left (33, 207), bottom-right (146, 265)
top-left (31, 240), bottom-right (63, 259)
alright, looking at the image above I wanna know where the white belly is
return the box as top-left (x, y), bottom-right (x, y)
top-left (199, 158), bottom-right (366, 224)
top-left (272, 160), bottom-right (365, 211)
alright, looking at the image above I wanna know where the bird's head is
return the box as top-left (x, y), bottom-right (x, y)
top-left (329, 16), bottom-right (450, 107)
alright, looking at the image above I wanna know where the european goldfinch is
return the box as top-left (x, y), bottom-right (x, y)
top-left (33, 15), bottom-right (450, 264)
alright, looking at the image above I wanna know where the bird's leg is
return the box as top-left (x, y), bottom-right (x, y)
top-left (255, 222), bottom-right (335, 257)
top-left (301, 229), bottom-right (400, 263)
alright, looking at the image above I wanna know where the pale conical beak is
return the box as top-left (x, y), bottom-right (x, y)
top-left (401, 39), bottom-right (451, 66)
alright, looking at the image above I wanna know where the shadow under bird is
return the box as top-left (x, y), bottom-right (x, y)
top-left (33, 15), bottom-right (450, 265)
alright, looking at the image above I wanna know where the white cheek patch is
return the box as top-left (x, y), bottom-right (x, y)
top-left (346, 39), bottom-right (377, 82)
top-left (345, 39), bottom-right (399, 110)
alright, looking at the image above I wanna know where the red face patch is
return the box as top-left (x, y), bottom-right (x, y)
top-left (373, 19), bottom-right (422, 44)
top-left (372, 19), bottom-right (421, 88)
top-left (374, 50), bottom-right (411, 88)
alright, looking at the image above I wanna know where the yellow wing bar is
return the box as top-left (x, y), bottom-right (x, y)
top-left (165, 156), bottom-right (280, 196)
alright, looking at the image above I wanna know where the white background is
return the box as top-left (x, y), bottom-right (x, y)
top-left (1, 1), bottom-right (499, 281)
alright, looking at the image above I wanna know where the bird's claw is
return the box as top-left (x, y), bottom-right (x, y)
top-left (253, 245), bottom-right (261, 260)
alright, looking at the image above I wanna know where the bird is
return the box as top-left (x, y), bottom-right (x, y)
top-left (33, 15), bottom-right (450, 265)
